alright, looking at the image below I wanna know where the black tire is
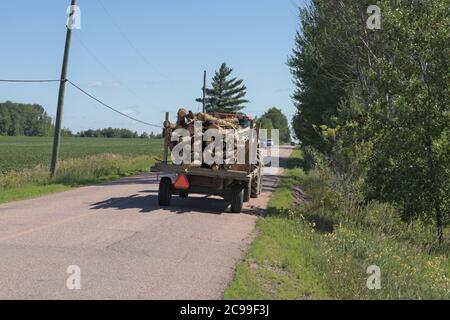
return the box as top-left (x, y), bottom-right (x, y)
top-left (251, 146), bottom-right (263, 198)
top-left (251, 153), bottom-right (263, 198)
top-left (244, 182), bottom-right (251, 202)
top-left (179, 191), bottom-right (189, 198)
top-left (230, 186), bottom-right (244, 213)
top-left (251, 173), bottom-right (261, 198)
top-left (158, 177), bottom-right (172, 206)
top-left (259, 173), bottom-right (263, 194)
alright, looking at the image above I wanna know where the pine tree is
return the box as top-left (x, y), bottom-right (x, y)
top-left (197, 63), bottom-right (249, 113)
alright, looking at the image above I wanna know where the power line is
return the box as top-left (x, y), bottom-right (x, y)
top-left (66, 80), bottom-right (162, 128)
top-left (96, 0), bottom-right (166, 78)
top-left (0, 79), bottom-right (61, 83)
top-left (74, 34), bottom-right (150, 106)
top-left (0, 77), bottom-right (162, 128)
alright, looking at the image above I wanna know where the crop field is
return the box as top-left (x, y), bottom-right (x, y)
top-left (0, 136), bottom-right (164, 174)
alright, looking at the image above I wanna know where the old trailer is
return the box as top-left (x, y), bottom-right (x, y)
top-left (151, 112), bottom-right (263, 213)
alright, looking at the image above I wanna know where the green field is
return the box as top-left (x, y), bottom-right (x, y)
top-left (0, 136), bottom-right (163, 173)
top-left (0, 136), bottom-right (163, 203)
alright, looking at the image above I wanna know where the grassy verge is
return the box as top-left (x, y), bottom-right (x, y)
top-left (0, 153), bottom-right (159, 204)
top-left (224, 149), bottom-right (450, 300)
top-left (0, 184), bottom-right (72, 204)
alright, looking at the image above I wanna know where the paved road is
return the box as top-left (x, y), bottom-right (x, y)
top-left (0, 146), bottom-right (293, 299)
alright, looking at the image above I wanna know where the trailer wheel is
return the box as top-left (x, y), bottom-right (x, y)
top-left (230, 186), bottom-right (244, 213)
top-left (251, 163), bottom-right (263, 198)
top-left (251, 173), bottom-right (261, 198)
top-left (259, 173), bottom-right (263, 194)
top-left (244, 182), bottom-right (251, 202)
top-left (251, 147), bottom-right (263, 198)
top-left (158, 177), bottom-right (172, 206)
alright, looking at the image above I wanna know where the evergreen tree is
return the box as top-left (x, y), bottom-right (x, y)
top-left (197, 63), bottom-right (249, 113)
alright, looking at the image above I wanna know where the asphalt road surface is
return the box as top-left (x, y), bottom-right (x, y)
top-left (0, 146), bottom-right (293, 299)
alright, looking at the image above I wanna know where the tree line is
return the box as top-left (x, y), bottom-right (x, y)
top-left (75, 128), bottom-right (162, 139)
top-left (289, 0), bottom-right (448, 242)
top-left (0, 101), bottom-right (162, 139)
top-left (0, 101), bottom-right (52, 136)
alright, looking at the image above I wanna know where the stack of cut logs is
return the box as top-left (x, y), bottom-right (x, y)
top-left (163, 108), bottom-right (251, 171)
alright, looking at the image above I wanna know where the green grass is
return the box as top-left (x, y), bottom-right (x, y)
top-left (224, 149), bottom-right (450, 300)
top-left (0, 136), bottom-right (163, 173)
top-left (0, 184), bottom-right (72, 204)
top-left (0, 154), bottom-right (160, 204)
top-left (224, 216), bottom-right (329, 299)
top-left (0, 136), bottom-right (163, 204)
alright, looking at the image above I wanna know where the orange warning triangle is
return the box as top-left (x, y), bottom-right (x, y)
top-left (174, 174), bottom-right (190, 190)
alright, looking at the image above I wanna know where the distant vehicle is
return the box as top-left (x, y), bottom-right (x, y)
top-left (260, 140), bottom-right (267, 148)
top-left (259, 139), bottom-right (274, 148)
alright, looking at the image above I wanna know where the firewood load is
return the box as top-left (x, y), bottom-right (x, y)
top-left (163, 108), bottom-right (254, 171)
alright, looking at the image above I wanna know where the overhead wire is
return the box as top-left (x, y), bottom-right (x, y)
top-left (96, 0), bottom-right (166, 78)
top-left (74, 33), bottom-right (149, 103)
top-left (66, 79), bottom-right (162, 128)
top-left (0, 78), bottom-right (162, 129)
top-left (0, 79), bottom-right (61, 83)
top-left (1, 2), bottom-right (169, 129)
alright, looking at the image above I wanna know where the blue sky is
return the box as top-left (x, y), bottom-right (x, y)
top-left (0, 0), bottom-right (305, 133)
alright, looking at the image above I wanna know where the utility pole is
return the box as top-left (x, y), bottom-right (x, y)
top-left (202, 70), bottom-right (206, 113)
top-left (50, 0), bottom-right (77, 177)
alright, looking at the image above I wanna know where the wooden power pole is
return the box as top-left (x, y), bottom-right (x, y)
top-left (202, 70), bottom-right (206, 113)
top-left (50, 0), bottom-right (77, 177)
